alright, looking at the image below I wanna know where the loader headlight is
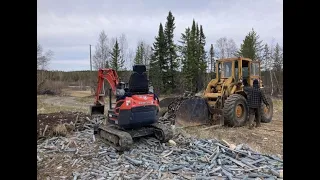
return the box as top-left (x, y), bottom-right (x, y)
top-left (126, 100), bottom-right (131, 106)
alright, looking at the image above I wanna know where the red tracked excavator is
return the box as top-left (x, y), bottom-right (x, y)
top-left (90, 65), bottom-right (173, 151)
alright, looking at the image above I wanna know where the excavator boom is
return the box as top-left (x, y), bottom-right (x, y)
top-left (90, 68), bottom-right (119, 116)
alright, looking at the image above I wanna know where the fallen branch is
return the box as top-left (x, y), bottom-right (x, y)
top-left (200, 125), bottom-right (222, 131)
top-left (260, 128), bottom-right (283, 133)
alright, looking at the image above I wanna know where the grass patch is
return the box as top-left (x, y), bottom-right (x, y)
top-left (272, 98), bottom-right (283, 112)
top-left (62, 89), bottom-right (92, 97)
top-left (37, 96), bottom-right (88, 114)
top-left (53, 124), bottom-right (68, 136)
top-left (75, 96), bottom-right (94, 104)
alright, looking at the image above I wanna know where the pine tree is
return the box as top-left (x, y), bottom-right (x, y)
top-left (179, 20), bottom-right (207, 92)
top-left (164, 11), bottom-right (178, 93)
top-left (209, 44), bottom-right (215, 76)
top-left (179, 27), bottom-right (193, 90)
top-left (272, 43), bottom-right (283, 95)
top-left (190, 20), bottom-right (198, 92)
top-left (272, 43), bottom-right (283, 72)
top-left (149, 23), bottom-right (167, 93)
top-left (237, 28), bottom-right (263, 60)
top-left (261, 44), bottom-right (271, 71)
top-left (198, 25), bottom-right (207, 89)
top-left (134, 42), bottom-right (144, 65)
top-left (110, 39), bottom-right (122, 71)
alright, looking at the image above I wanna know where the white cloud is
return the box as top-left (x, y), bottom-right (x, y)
top-left (37, 0), bottom-right (283, 71)
top-left (51, 59), bottom-right (89, 65)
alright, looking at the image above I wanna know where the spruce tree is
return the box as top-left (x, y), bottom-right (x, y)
top-left (164, 11), bottom-right (178, 92)
top-left (149, 23), bottom-right (166, 93)
top-left (179, 27), bottom-right (192, 90)
top-left (237, 28), bottom-right (263, 60)
top-left (261, 44), bottom-right (271, 71)
top-left (209, 44), bottom-right (215, 76)
top-left (198, 25), bottom-right (207, 89)
top-left (110, 39), bottom-right (122, 71)
top-left (134, 42), bottom-right (144, 65)
top-left (179, 19), bottom-right (205, 92)
top-left (272, 43), bottom-right (283, 72)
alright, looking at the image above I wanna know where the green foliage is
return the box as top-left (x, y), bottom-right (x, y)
top-left (237, 28), bottom-right (263, 60)
top-left (164, 11), bottom-right (178, 92)
top-left (110, 39), bottom-right (122, 71)
top-left (134, 42), bottom-right (144, 65)
top-left (41, 11), bottom-right (283, 96)
top-left (272, 43), bottom-right (283, 72)
top-left (150, 23), bottom-right (167, 93)
top-left (178, 19), bottom-right (207, 92)
top-left (209, 44), bottom-right (215, 78)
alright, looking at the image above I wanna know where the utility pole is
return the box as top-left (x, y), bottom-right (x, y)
top-left (89, 44), bottom-right (92, 71)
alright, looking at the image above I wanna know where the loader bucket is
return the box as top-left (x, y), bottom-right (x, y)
top-left (159, 97), bottom-right (179, 116)
top-left (159, 97), bottom-right (178, 109)
top-left (90, 105), bottom-right (105, 116)
top-left (174, 97), bottom-right (211, 127)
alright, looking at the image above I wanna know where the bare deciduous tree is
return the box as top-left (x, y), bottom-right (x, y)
top-left (119, 33), bottom-right (128, 69)
top-left (215, 37), bottom-right (227, 59)
top-left (215, 37), bottom-right (238, 59)
top-left (216, 37), bottom-right (238, 59)
top-left (37, 41), bottom-right (54, 93)
top-left (93, 30), bottom-right (110, 69)
top-left (127, 48), bottom-right (135, 69)
top-left (226, 39), bottom-right (237, 58)
top-left (143, 44), bottom-right (152, 67)
top-left (37, 41), bottom-right (54, 70)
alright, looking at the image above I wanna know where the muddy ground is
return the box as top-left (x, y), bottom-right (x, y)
top-left (37, 111), bottom-right (90, 139)
top-left (37, 90), bottom-right (283, 156)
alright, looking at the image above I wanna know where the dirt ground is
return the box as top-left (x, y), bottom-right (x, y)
top-left (37, 111), bottom-right (90, 139)
top-left (37, 89), bottom-right (283, 156)
top-left (184, 98), bottom-right (283, 156)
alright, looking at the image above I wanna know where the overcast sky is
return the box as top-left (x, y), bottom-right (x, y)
top-left (37, 0), bottom-right (283, 71)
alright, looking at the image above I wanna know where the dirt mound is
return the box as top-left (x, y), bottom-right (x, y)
top-left (37, 111), bottom-right (90, 139)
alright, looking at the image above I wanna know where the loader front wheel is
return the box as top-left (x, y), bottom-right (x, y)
top-left (223, 94), bottom-right (248, 127)
top-left (260, 96), bottom-right (273, 123)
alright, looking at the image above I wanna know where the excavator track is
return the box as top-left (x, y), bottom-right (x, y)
top-left (149, 123), bottom-right (173, 142)
top-left (97, 124), bottom-right (133, 151)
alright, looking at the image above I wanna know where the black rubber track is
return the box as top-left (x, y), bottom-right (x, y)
top-left (150, 123), bottom-right (173, 142)
top-left (98, 125), bottom-right (133, 151)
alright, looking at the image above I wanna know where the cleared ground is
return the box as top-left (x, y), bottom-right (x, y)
top-left (37, 88), bottom-right (283, 156)
top-left (185, 99), bottom-right (283, 156)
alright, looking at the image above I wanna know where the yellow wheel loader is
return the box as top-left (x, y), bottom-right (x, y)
top-left (160, 57), bottom-right (273, 127)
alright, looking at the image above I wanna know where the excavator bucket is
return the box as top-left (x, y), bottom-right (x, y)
top-left (90, 105), bottom-right (105, 116)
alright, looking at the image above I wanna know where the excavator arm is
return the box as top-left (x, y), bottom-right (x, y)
top-left (91, 68), bottom-right (119, 115)
top-left (94, 68), bottom-right (119, 105)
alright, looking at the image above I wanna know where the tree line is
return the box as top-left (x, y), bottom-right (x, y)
top-left (37, 11), bottom-right (283, 95)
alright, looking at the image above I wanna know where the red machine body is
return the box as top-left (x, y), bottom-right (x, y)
top-left (90, 66), bottom-right (160, 129)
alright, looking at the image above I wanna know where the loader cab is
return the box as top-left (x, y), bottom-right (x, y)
top-left (238, 58), bottom-right (261, 87)
top-left (216, 57), bottom-right (261, 86)
top-left (250, 60), bottom-right (262, 87)
top-left (240, 59), bottom-right (250, 84)
top-left (217, 61), bottom-right (232, 79)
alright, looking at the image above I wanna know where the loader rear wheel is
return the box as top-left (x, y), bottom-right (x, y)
top-left (260, 96), bottom-right (273, 123)
top-left (223, 94), bottom-right (248, 127)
